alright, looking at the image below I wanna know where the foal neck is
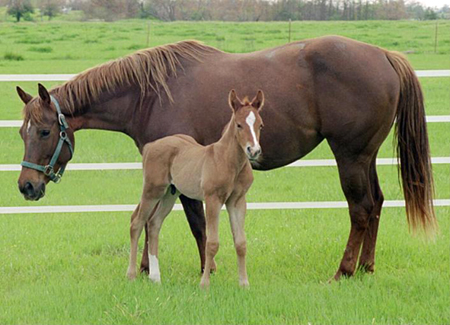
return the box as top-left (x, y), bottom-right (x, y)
top-left (216, 115), bottom-right (247, 165)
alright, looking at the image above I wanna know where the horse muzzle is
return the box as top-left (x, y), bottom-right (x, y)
top-left (19, 181), bottom-right (45, 201)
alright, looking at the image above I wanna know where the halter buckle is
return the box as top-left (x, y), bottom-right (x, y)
top-left (58, 113), bottom-right (68, 128)
top-left (60, 131), bottom-right (67, 140)
top-left (54, 174), bottom-right (62, 184)
top-left (43, 165), bottom-right (54, 176)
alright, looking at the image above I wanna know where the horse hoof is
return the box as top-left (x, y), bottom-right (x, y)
top-left (239, 280), bottom-right (250, 288)
top-left (149, 274), bottom-right (161, 283)
top-left (199, 277), bottom-right (210, 288)
top-left (127, 271), bottom-right (137, 280)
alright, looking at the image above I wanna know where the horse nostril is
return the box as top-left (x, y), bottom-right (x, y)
top-left (24, 182), bottom-right (34, 195)
top-left (255, 149), bottom-right (262, 156)
top-left (246, 147), bottom-right (252, 154)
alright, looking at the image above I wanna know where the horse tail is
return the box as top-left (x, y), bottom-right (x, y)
top-left (384, 50), bottom-right (437, 235)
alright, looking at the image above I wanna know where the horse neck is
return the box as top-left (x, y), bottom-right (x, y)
top-left (54, 85), bottom-right (141, 137)
top-left (215, 117), bottom-right (247, 169)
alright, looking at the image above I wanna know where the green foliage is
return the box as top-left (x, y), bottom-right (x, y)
top-left (27, 45), bottom-right (53, 52)
top-left (3, 52), bottom-right (24, 60)
top-left (6, 0), bottom-right (34, 22)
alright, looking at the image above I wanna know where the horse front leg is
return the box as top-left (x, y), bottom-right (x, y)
top-left (179, 195), bottom-right (211, 273)
top-left (200, 196), bottom-right (223, 288)
top-left (226, 194), bottom-right (249, 287)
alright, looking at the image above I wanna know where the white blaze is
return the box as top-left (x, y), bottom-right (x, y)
top-left (245, 111), bottom-right (259, 149)
top-left (27, 121), bottom-right (31, 134)
top-left (149, 254), bottom-right (161, 283)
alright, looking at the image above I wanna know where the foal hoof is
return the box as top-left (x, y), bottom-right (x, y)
top-left (127, 270), bottom-right (137, 280)
top-left (239, 280), bottom-right (250, 288)
top-left (199, 277), bottom-right (210, 289)
top-left (149, 274), bottom-right (161, 284)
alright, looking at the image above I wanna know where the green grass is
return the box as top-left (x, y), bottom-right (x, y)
top-left (0, 19), bottom-right (449, 324)
top-left (1, 208), bottom-right (449, 324)
top-left (0, 20), bottom-right (449, 74)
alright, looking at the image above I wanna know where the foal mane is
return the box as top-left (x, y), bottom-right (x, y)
top-left (24, 40), bottom-right (220, 122)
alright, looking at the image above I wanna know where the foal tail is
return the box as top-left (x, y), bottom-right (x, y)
top-left (385, 50), bottom-right (437, 235)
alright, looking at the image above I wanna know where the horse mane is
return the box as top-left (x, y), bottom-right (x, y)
top-left (24, 40), bottom-right (220, 122)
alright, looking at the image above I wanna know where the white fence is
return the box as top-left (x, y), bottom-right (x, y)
top-left (1, 71), bottom-right (449, 214)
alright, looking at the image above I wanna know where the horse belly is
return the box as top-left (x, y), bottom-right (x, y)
top-left (170, 155), bottom-right (205, 201)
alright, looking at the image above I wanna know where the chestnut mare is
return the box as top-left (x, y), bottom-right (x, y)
top-left (127, 90), bottom-right (264, 287)
top-left (17, 36), bottom-right (436, 281)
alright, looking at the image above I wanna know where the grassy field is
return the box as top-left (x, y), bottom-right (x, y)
top-left (0, 19), bottom-right (449, 324)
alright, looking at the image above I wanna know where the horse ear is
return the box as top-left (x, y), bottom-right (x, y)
top-left (38, 83), bottom-right (51, 105)
top-left (228, 89), bottom-right (242, 112)
top-left (16, 86), bottom-right (33, 104)
top-left (251, 90), bottom-right (265, 111)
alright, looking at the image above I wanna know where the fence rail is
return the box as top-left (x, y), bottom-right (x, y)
top-left (1, 199), bottom-right (449, 214)
top-left (1, 157), bottom-right (449, 171)
top-left (1, 115), bottom-right (449, 128)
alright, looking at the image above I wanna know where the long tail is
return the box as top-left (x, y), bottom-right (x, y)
top-left (385, 50), bottom-right (437, 235)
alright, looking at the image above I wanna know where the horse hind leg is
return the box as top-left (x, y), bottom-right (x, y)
top-left (127, 198), bottom-right (160, 280)
top-left (358, 156), bottom-right (384, 273)
top-left (332, 153), bottom-right (375, 280)
top-left (147, 188), bottom-right (179, 283)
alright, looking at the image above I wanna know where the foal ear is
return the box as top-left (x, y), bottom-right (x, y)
top-left (251, 90), bottom-right (265, 111)
top-left (228, 89), bottom-right (242, 112)
top-left (16, 86), bottom-right (33, 104)
top-left (38, 83), bottom-right (51, 106)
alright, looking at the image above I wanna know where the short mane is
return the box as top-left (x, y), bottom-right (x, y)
top-left (24, 40), bottom-right (220, 122)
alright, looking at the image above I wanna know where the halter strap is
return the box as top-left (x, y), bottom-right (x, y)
top-left (21, 96), bottom-right (74, 183)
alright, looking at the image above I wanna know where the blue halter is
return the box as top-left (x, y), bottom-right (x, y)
top-left (21, 96), bottom-right (74, 183)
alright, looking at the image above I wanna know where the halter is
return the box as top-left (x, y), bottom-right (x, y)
top-left (21, 96), bottom-right (74, 183)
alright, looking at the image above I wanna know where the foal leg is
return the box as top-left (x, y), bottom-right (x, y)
top-left (127, 198), bottom-right (160, 280)
top-left (147, 189), bottom-right (178, 283)
top-left (226, 194), bottom-right (249, 287)
top-left (141, 196), bottom-right (207, 274)
top-left (358, 157), bottom-right (384, 273)
top-left (333, 155), bottom-right (374, 280)
top-left (200, 196), bottom-right (223, 288)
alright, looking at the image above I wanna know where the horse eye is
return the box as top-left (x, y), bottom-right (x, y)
top-left (260, 125), bottom-right (264, 130)
top-left (237, 124), bottom-right (242, 129)
top-left (40, 130), bottom-right (50, 137)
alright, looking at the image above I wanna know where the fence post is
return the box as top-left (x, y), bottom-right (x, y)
top-left (434, 21), bottom-right (438, 54)
top-left (146, 21), bottom-right (151, 48)
top-left (288, 19), bottom-right (292, 43)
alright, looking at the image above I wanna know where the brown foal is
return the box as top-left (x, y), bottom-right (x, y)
top-left (126, 90), bottom-right (265, 287)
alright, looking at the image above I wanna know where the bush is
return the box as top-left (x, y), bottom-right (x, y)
top-left (4, 52), bottom-right (24, 61)
top-left (28, 46), bottom-right (53, 53)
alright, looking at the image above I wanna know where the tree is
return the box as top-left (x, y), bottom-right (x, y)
top-left (7, 0), bottom-right (34, 22)
top-left (39, 0), bottom-right (62, 20)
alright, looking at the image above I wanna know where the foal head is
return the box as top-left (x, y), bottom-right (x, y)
top-left (228, 90), bottom-right (265, 161)
top-left (16, 84), bottom-right (75, 201)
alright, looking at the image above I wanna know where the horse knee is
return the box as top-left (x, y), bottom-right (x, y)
top-left (235, 240), bottom-right (246, 257)
top-left (206, 241), bottom-right (219, 256)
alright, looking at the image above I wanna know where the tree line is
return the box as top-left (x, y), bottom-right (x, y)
top-left (4, 0), bottom-right (449, 22)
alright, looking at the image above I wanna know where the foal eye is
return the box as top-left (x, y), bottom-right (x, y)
top-left (40, 130), bottom-right (51, 137)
